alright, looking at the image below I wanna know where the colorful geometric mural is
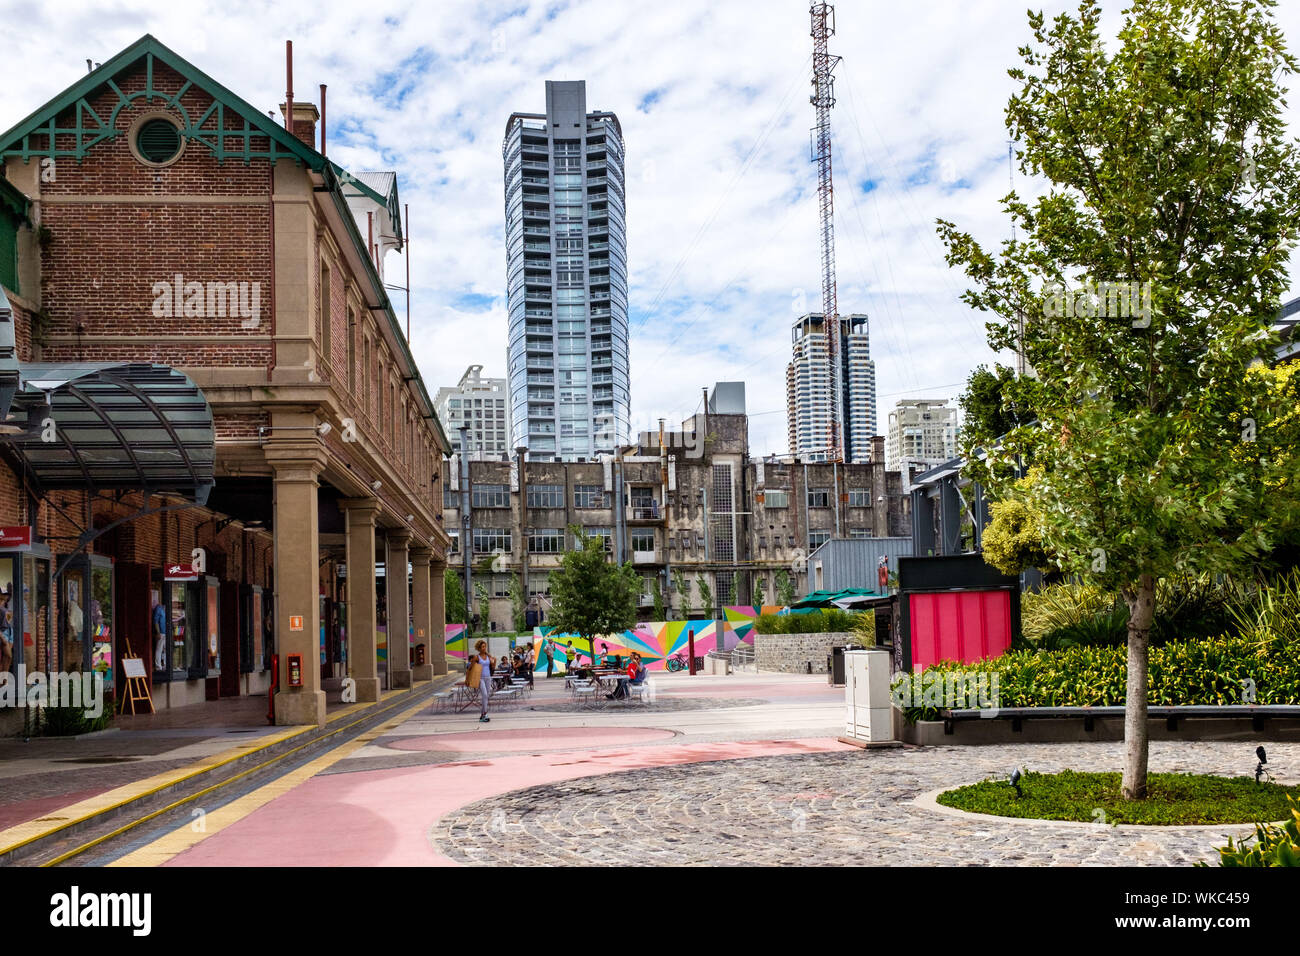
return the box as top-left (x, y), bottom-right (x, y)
top-left (440, 607), bottom-right (776, 672)
top-left (444, 623), bottom-right (468, 661)
top-left (523, 606), bottom-right (761, 673)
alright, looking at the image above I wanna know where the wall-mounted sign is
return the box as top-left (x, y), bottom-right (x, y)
top-left (0, 526), bottom-right (32, 547)
top-left (289, 615), bottom-right (304, 631)
top-left (164, 562), bottom-right (198, 581)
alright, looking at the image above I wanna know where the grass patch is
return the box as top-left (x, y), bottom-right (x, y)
top-left (936, 770), bottom-right (1300, 825)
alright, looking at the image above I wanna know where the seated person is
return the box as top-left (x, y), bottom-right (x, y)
top-left (608, 653), bottom-right (646, 700)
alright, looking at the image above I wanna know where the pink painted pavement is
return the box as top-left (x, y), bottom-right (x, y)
top-left (0, 787), bottom-right (113, 831)
top-left (163, 737), bottom-right (854, 867)
top-left (384, 726), bottom-right (678, 753)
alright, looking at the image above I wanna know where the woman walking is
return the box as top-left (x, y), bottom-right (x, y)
top-left (468, 640), bottom-right (494, 722)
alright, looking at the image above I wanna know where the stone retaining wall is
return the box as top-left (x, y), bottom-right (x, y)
top-left (753, 632), bottom-right (858, 674)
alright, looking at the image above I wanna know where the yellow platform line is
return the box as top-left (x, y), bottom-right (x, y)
top-left (0, 685), bottom-right (428, 860)
top-left (107, 693), bottom-right (435, 866)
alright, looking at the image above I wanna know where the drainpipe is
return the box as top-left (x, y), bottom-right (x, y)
top-left (459, 426), bottom-right (472, 633)
top-left (832, 459), bottom-right (840, 537)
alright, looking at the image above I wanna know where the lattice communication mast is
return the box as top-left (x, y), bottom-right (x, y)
top-left (810, 2), bottom-right (844, 463)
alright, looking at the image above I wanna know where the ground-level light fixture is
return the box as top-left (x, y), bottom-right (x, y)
top-left (1256, 746), bottom-right (1270, 784)
top-left (1009, 767), bottom-right (1023, 799)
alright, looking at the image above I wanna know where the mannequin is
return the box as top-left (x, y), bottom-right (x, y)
top-left (152, 592), bottom-right (167, 670)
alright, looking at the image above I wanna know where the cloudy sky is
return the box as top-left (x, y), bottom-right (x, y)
top-left (4, 0), bottom-right (1300, 456)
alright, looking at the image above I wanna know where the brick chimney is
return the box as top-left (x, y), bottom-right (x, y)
top-left (279, 101), bottom-right (320, 149)
top-left (871, 434), bottom-right (885, 464)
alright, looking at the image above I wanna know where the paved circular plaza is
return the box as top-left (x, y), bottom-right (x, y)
top-left (433, 740), bottom-right (1299, 866)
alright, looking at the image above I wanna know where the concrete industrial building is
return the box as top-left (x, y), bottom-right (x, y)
top-left (0, 36), bottom-right (451, 729)
top-left (786, 312), bottom-right (877, 463)
top-left (434, 365), bottom-right (511, 460)
top-left (443, 383), bottom-right (915, 631)
top-left (502, 81), bottom-right (629, 462)
top-left (886, 398), bottom-right (959, 470)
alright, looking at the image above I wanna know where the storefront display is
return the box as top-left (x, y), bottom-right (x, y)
top-left (0, 545), bottom-right (54, 676)
top-left (91, 561), bottom-right (113, 678)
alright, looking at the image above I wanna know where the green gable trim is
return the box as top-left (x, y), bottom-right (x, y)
top-left (0, 177), bottom-right (31, 223)
top-left (0, 35), bottom-right (433, 429)
top-left (0, 35), bottom-right (326, 170)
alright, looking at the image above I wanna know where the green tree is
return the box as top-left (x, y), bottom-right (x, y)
top-left (474, 583), bottom-right (490, 634)
top-left (652, 576), bottom-right (665, 621)
top-left (508, 572), bottom-right (526, 633)
top-left (697, 576), bottom-right (714, 619)
top-left (445, 573), bottom-right (468, 626)
top-left (774, 568), bottom-right (796, 607)
top-left (960, 364), bottom-right (1036, 449)
top-left (547, 526), bottom-right (640, 655)
top-left (981, 471), bottom-right (1052, 574)
top-left (937, 0), bottom-right (1300, 798)
top-left (672, 568), bottom-right (691, 618)
top-left (753, 574), bottom-right (766, 610)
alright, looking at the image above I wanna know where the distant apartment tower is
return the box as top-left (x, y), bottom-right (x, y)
top-left (886, 398), bottom-right (958, 469)
top-left (786, 313), bottom-right (877, 462)
top-left (435, 365), bottom-right (511, 460)
top-left (502, 81), bottom-right (629, 461)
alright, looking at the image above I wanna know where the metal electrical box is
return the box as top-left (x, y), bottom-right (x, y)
top-left (844, 648), bottom-right (893, 742)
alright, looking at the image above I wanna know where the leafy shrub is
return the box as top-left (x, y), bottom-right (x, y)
top-left (1230, 569), bottom-right (1300, 647)
top-left (30, 703), bottom-right (114, 737)
top-left (1020, 581), bottom-right (1117, 643)
top-left (1202, 797), bottom-right (1300, 866)
top-left (981, 497), bottom-right (1050, 575)
top-left (1152, 575), bottom-right (1256, 645)
top-left (1019, 575), bottom-right (1257, 650)
top-left (893, 632), bottom-right (1300, 721)
top-left (752, 609), bottom-right (870, 634)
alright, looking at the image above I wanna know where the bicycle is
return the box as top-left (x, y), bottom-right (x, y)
top-left (665, 651), bottom-right (690, 672)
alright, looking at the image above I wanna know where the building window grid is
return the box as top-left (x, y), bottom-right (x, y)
top-left (471, 484), bottom-right (509, 509)
top-left (471, 528), bottom-right (512, 554)
top-left (527, 528), bottom-right (564, 554)
top-left (573, 485), bottom-right (608, 509)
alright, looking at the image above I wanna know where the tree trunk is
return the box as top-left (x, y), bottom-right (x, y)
top-left (1122, 573), bottom-right (1156, 800)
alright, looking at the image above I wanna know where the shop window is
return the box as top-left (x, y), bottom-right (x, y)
top-left (0, 548), bottom-right (52, 677)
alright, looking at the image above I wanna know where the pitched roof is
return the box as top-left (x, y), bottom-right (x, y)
top-left (0, 34), bottom-right (439, 446)
top-left (0, 34), bottom-right (323, 170)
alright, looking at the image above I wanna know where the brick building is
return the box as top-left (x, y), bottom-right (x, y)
top-left (443, 383), bottom-right (915, 631)
top-left (0, 35), bottom-right (451, 729)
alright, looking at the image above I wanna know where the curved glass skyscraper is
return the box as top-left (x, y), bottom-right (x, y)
top-left (503, 80), bottom-right (629, 461)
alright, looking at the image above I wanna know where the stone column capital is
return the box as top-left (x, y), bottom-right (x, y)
top-left (339, 497), bottom-right (383, 522)
top-left (267, 450), bottom-right (327, 483)
top-left (410, 547), bottom-right (433, 566)
top-left (387, 529), bottom-right (414, 548)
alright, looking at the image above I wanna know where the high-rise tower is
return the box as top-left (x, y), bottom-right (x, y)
top-left (502, 81), bottom-right (629, 461)
top-left (787, 312), bottom-right (877, 462)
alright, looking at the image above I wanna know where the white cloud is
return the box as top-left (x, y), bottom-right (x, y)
top-left (4, 0), bottom-right (1299, 457)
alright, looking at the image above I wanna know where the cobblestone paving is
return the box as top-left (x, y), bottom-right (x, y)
top-left (524, 697), bottom-right (770, 714)
top-left (435, 741), bottom-right (1300, 866)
